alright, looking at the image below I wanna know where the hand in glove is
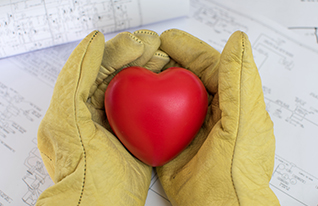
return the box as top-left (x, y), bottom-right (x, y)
top-left (37, 30), bottom-right (169, 206)
top-left (157, 29), bottom-right (280, 205)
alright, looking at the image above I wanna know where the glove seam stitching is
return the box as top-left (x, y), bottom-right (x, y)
top-left (75, 30), bottom-right (100, 206)
top-left (161, 29), bottom-right (210, 47)
top-left (230, 32), bottom-right (244, 206)
top-left (133, 30), bottom-right (159, 37)
top-left (40, 151), bottom-right (53, 162)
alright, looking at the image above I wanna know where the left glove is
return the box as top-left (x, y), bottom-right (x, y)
top-left (36, 29), bottom-right (169, 206)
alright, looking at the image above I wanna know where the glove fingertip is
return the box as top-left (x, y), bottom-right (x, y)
top-left (102, 31), bottom-right (145, 70)
top-left (144, 50), bottom-right (170, 73)
top-left (133, 29), bottom-right (160, 44)
top-left (217, 31), bottom-right (252, 133)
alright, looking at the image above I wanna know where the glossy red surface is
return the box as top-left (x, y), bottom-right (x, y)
top-left (105, 66), bottom-right (208, 166)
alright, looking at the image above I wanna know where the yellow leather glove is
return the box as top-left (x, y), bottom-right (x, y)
top-left (157, 29), bottom-right (280, 205)
top-left (36, 30), bottom-right (169, 205)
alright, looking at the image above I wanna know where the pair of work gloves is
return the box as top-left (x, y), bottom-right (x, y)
top-left (36, 29), bottom-right (280, 205)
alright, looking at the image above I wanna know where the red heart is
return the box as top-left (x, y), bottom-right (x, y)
top-left (105, 66), bottom-right (208, 166)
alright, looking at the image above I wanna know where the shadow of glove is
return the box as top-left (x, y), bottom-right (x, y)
top-left (37, 30), bottom-right (169, 206)
top-left (156, 29), bottom-right (280, 206)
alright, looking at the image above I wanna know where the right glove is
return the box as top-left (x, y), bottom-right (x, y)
top-left (157, 29), bottom-right (280, 206)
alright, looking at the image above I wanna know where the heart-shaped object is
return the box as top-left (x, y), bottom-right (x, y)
top-left (105, 66), bottom-right (208, 166)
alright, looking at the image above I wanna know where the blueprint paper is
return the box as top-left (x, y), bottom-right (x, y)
top-left (0, 0), bottom-right (189, 59)
top-left (1, 0), bottom-right (318, 205)
top-left (0, 42), bottom-right (76, 206)
top-left (218, 0), bottom-right (318, 48)
top-left (218, 0), bottom-right (318, 27)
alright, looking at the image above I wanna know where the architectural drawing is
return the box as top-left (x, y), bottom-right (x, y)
top-left (253, 34), bottom-right (294, 71)
top-left (271, 155), bottom-right (318, 206)
top-left (0, 189), bottom-right (12, 205)
top-left (289, 27), bottom-right (318, 44)
top-left (191, 0), bottom-right (248, 34)
top-left (0, 82), bottom-right (42, 139)
top-left (264, 96), bottom-right (318, 129)
top-left (22, 146), bottom-right (52, 206)
top-left (8, 40), bottom-right (78, 87)
top-left (286, 105), bottom-right (314, 128)
top-left (288, 0), bottom-right (318, 46)
top-left (190, 0), bottom-right (248, 49)
top-left (0, 0), bottom-right (141, 58)
top-left (21, 138), bottom-right (53, 206)
top-left (192, 5), bottom-right (248, 35)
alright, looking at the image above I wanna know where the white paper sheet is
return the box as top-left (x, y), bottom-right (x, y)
top-left (0, 0), bottom-right (189, 59)
top-left (218, 0), bottom-right (318, 47)
top-left (218, 0), bottom-right (318, 27)
top-left (0, 42), bottom-right (76, 206)
top-left (1, 0), bottom-right (318, 205)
